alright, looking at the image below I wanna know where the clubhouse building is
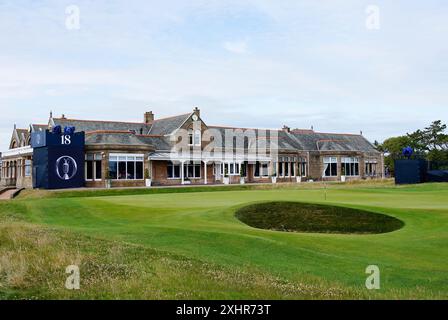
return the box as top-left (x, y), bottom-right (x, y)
top-left (0, 108), bottom-right (384, 189)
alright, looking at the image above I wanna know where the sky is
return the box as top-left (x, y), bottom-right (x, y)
top-left (0, 0), bottom-right (447, 151)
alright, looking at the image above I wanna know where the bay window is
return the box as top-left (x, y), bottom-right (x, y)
top-left (109, 154), bottom-right (144, 180)
top-left (323, 157), bottom-right (338, 177)
top-left (86, 153), bottom-right (102, 181)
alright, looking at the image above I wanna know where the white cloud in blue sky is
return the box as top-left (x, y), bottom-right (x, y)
top-left (0, 0), bottom-right (447, 150)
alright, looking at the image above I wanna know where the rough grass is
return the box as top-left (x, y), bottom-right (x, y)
top-left (0, 219), bottom-right (360, 300)
top-left (1, 180), bottom-right (447, 300)
top-left (235, 202), bottom-right (404, 234)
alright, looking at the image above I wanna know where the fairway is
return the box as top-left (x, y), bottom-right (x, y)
top-left (1, 182), bottom-right (447, 299)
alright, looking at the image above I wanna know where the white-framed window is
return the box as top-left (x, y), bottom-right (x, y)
top-left (167, 162), bottom-right (181, 179)
top-left (365, 160), bottom-right (378, 177)
top-left (278, 156), bottom-right (297, 177)
top-left (184, 161), bottom-right (201, 179)
top-left (299, 157), bottom-right (307, 177)
top-left (341, 157), bottom-right (359, 176)
top-left (254, 161), bottom-right (269, 178)
top-left (86, 153), bottom-right (102, 181)
top-left (323, 157), bottom-right (338, 177)
top-left (109, 154), bottom-right (144, 180)
top-left (220, 162), bottom-right (241, 176)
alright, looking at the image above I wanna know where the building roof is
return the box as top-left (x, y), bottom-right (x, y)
top-left (148, 113), bottom-right (192, 135)
top-left (85, 132), bottom-right (153, 148)
top-left (30, 124), bottom-right (48, 132)
top-left (36, 112), bottom-right (379, 154)
top-left (53, 118), bottom-right (152, 135)
top-left (286, 131), bottom-right (378, 152)
top-left (207, 126), bottom-right (378, 153)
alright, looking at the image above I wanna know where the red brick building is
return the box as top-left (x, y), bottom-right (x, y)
top-left (0, 108), bottom-right (384, 189)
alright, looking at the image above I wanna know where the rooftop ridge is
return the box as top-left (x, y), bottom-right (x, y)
top-left (85, 130), bottom-right (165, 138)
top-left (151, 112), bottom-right (191, 122)
top-left (54, 117), bottom-right (149, 125)
top-left (208, 125), bottom-right (281, 132)
top-left (292, 130), bottom-right (363, 137)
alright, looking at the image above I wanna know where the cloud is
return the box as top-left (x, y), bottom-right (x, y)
top-left (222, 41), bottom-right (249, 54)
top-left (0, 0), bottom-right (448, 152)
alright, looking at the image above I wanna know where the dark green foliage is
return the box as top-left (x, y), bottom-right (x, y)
top-left (377, 120), bottom-right (448, 175)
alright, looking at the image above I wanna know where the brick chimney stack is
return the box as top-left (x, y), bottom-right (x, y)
top-left (144, 111), bottom-right (154, 124)
top-left (193, 106), bottom-right (200, 118)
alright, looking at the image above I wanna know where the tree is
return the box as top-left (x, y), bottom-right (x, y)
top-left (377, 120), bottom-right (448, 175)
top-left (377, 136), bottom-right (412, 175)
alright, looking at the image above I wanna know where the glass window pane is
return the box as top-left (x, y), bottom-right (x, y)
top-left (331, 163), bottom-right (337, 176)
top-left (118, 162), bottom-right (126, 179)
top-left (167, 164), bottom-right (173, 178)
top-left (128, 161), bottom-right (135, 179)
top-left (136, 162), bottom-right (143, 179)
top-left (194, 164), bottom-right (201, 178)
top-left (109, 161), bottom-right (118, 180)
top-left (95, 161), bottom-right (102, 180)
top-left (174, 164), bottom-right (180, 178)
top-left (86, 161), bottom-right (93, 180)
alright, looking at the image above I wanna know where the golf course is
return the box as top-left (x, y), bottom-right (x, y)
top-left (0, 181), bottom-right (447, 300)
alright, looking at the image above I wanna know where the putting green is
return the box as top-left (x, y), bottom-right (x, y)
top-left (235, 201), bottom-right (404, 234)
top-left (1, 182), bottom-right (448, 299)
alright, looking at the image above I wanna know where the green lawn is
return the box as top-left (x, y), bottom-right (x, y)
top-left (1, 182), bottom-right (447, 299)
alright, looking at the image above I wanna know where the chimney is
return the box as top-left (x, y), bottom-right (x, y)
top-left (193, 106), bottom-right (200, 118)
top-left (144, 111), bottom-right (154, 124)
top-left (282, 125), bottom-right (290, 133)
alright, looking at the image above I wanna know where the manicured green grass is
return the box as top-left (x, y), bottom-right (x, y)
top-left (1, 182), bottom-right (448, 299)
top-left (235, 202), bottom-right (404, 234)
